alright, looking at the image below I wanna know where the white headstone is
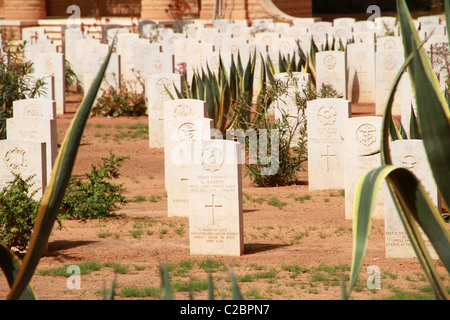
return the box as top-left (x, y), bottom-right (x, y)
top-left (163, 98), bottom-right (208, 188)
top-left (375, 50), bottom-right (404, 116)
top-left (306, 98), bottom-right (351, 190)
top-left (333, 17), bottom-right (356, 27)
top-left (188, 139), bottom-right (244, 256)
top-left (0, 140), bottom-right (47, 199)
top-left (384, 139), bottom-right (439, 259)
top-left (32, 52), bottom-right (65, 115)
top-left (315, 51), bottom-right (347, 98)
top-left (6, 116), bottom-right (56, 185)
top-left (144, 52), bottom-right (174, 77)
top-left (164, 117), bottom-right (213, 217)
top-left (346, 42), bottom-right (375, 103)
top-left (12, 99), bottom-right (56, 120)
top-left (376, 36), bottom-right (404, 52)
top-left (418, 16), bottom-right (441, 28)
top-left (146, 73), bottom-right (183, 148)
top-left (344, 116), bottom-right (385, 219)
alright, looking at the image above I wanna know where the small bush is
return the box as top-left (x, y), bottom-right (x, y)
top-left (245, 79), bottom-right (342, 187)
top-left (91, 74), bottom-right (147, 117)
top-left (0, 174), bottom-right (40, 251)
top-left (60, 151), bottom-right (129, 219)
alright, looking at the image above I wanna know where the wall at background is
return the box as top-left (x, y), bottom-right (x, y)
top-left (45, 0), bottom-right (141, 18)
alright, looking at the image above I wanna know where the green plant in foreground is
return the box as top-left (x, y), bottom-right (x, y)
top-left (0, 39), bottom-right (115, 299)
top-left (346, 0), bottom-right (450, 300)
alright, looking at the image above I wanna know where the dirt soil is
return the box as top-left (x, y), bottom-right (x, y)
top-left (1, 94), bottom-right (449, 301)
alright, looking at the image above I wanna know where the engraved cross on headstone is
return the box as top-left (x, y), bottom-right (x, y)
top-left (321, 145), bottom-right (336, 172)
top-left (205, 194), bottom-right (222, 226)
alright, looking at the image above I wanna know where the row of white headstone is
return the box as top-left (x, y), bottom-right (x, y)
top-left (162, 98), bottom-right (244, 257)
top-left (305, 97), bottom-right (439, 259)
top-left (0, 99), bottom-right (57, 200)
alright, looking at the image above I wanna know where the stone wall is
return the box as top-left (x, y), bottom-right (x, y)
top-left (4, 0), bottom-right (46, 19)
top-left (45, 0), bottom-right (141, 17)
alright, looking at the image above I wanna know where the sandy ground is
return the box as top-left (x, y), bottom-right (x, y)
top-left (0, 94), bottom-right (448, 301)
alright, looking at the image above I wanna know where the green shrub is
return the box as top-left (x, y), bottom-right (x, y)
top-left (60, 151), bottom-right (129, 219)
top-left (245, 78), bottom-right (342, 187)
top-left (0, 41), bottom-right (45, 139)
top-left (0, 174), bottom-right (40, 251)
top-left (91, 74), bottom-right (147, 117)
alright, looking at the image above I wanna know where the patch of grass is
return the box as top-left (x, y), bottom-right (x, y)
top-left (293, 194), bottom-right (312, 202)
top-left (198, 259), bottom-right (225, 272)
top-left (281, 264), bottom-right (309, 278)
top-left (244, 288), bottom-right (265, 299)
top-left (382, 270), bottom-right (399, 280)
top-left (39, 261), bottom-right (105, 277)
top-left (175, 227), bottom-right (185, 236)
top-left (130, 195), bottom-right (147, 203)
top-left (254, 268), bottom-right (278, 280)
top-left (149, 195), bottom-right (162, 202)
top-left (98, 232), bottom-right (113, 238)
top-left (131, 229), bottom-right (144, 238)
top-left (383, 287), bottom-right (435, 300)
top-left (248, 263), bottom-right (266, 271)
top-left (291, 230), bottom-right (309, 244)
top-left (120, 286), bottom-right (161, 298)
top-left (104, 262), bottom-right (131, 274)
top-left (238, 274), bottom-right (255, 282)
top-left (267, 197), bottom-right (287, 209)
top-left (173, 278), bottom-right (210, 292)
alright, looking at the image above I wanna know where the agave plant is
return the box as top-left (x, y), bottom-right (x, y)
top-left (0, 39), bottom-right (115, 300)
top-left (171, 51), bottom-right (268, 134)
top-left (345, 0), bottom-right (450, 300)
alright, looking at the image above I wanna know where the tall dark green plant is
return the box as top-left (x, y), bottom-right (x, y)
top-left (171, 51), bottom-right (268, 134)
top-left (0, 38), bottom-right (116, 300)
top-left (345, 0), bottom-right (450, 300)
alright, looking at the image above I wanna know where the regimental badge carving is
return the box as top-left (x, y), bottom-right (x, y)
top-left (383, 53), bottom-right (397, 71)
top-left (356, 124), bottom-right (377, 146)
top-left (174, 104), bottom-right (194, 118)
top-left (24, 104), bottom-right (43, 117)
top-left (153, 58), bottom-right (163, 70)
top-left (315, 25), bottom-right (326, 34)
top-left (209, 55), bottom-right (220, 71)
top-left (195, 47), bottom-right (207, 62)
top-left (383, 39), bottom-right (396, 51)
top-left (317, 106), bottom-right (337, 126)
top-left (279, 41), bottom-right (292, 54)
top-left (262, 35), bottom-right (272, 45)
top-left (156, 78), bottom-right (172, 96)
top-left (402, 155), bottom-right (417, 169)
top-left (201, 147), bottom-right (224, 173)
top-left (4, 148), bottom-right (28, 172)
top-left (323, 55), bottom-right (337, 70)
top-left (177, 123), bottom-right (197, 143)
